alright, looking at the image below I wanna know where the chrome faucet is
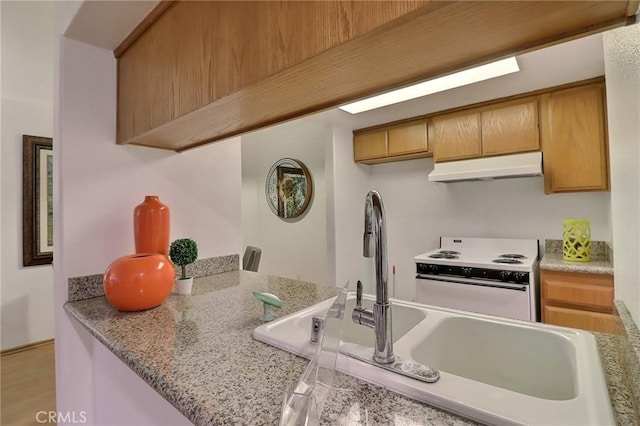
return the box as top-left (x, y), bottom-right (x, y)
top-left (352, 190), bottom-right (395, 364)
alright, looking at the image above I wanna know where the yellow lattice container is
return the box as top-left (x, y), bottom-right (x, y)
top-left (562, 219), bottom-right (591, 262)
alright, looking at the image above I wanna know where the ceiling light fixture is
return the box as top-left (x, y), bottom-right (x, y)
top-left (339, 57), bottom-right (520, 114)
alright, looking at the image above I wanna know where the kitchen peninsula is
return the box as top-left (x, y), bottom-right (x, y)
top-left (65, 268), bottom-right (639, 425)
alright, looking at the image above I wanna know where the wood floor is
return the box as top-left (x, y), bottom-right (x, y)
top-left (1, 341), bottom-right (56, 425)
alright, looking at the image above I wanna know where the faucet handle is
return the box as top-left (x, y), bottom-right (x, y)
top-left (356, 280), bottom-right (363, 309)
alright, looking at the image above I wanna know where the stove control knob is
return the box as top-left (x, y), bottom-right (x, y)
top-left (514, 272), bottom-right (529, 283)
top-left (499, 271), bottom-right (513, 282)
top-left (461, 267), bottom-right (472, 277)
top-left (428, 264), bottom-right (440, 274)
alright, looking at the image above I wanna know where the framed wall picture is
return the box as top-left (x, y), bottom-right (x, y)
top-left (265, 158), bottom-right (313, 219)
top-left (23, 135), bottom-right (53, 266)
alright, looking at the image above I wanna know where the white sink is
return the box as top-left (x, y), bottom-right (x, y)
top-left (253, 294), bottom-right (614, 425)
top-left (410, 316), bottom-right (577, 400)
top-left (252, 296), bottom-right (426, 358)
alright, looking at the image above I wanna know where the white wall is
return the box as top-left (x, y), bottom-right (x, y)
top-left (55, 36), bottom-right (241, 424)
top-left (330, 125), bottom-right (374, 292)
top-left (1, 0), bottom-right (55, 350)
top-left (604, 22), bottom-right (640, 323)
top-left (241, 118), bottom-right (330, 285)
top-left (1, 1), bottom-right (3, 321)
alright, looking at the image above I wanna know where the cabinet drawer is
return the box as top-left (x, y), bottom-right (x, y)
top-left (543, 305), bottom-right (615, 334)
top-left (541, 270), bottom-right (613, 312)
top-left (543, 278), bottom-right (613, 311)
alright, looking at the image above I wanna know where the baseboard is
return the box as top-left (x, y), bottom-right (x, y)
top-left (1, 338), bottom-right (54, 356)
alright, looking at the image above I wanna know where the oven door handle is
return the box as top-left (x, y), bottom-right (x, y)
top-left (416, 274), bottom-right (528, 292)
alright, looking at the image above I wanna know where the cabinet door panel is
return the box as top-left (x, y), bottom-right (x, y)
top-left (543, 305), bottom-right (615, 334)
top-left (387, 120), bottom-right (428, 156)
top-left (541, 270), bottom-right (614, 312)
top-left (432, 113), bottom-right (481, 162)
top-left (482, 100), bottom-right (539, 156)
top-left (541, 83), bottom-right (609, 193)
top-left (543, 277), bottom-right (613, 311)
top-left (353, 130), bottom-right (387, 161)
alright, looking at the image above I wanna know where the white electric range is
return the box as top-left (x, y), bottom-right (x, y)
top-left (414, 237), bottom-right (540, 322)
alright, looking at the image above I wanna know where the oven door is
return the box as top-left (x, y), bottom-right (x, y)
top-left (416, 274), bottom-right (532, 321)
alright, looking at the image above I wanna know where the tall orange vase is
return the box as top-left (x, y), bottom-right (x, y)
top-left (134, 195), bottom-right (170, 255)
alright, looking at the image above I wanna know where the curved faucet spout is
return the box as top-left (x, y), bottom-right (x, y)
top-left (363, 190), bottom-right (389, 305)
top-left (355, 189), bottom-right (394, 364)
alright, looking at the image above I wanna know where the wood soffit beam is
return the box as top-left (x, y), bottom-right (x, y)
top-left (114, 0), bottom-right (176, 58)
top-left (117, 1), bottom-right (636, 152)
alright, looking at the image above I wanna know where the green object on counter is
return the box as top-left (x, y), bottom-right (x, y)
top-left (562, 219), bottom-right (591, 262)
top-left (253, 291), bottom-right (282, 321)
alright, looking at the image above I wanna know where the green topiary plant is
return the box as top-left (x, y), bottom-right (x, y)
top-left (169, 238), bottom-right (198, 279)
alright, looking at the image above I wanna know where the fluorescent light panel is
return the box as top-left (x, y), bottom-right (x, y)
top-left (339, 57), bottom-right (520, 114)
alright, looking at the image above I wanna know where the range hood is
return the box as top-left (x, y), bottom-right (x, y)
top-left (428, 152), bottom-right (543, 182)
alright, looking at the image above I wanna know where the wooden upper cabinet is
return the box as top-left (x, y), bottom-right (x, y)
top-left (432, 98), bottom-right (539, 162)
top-left (353, 119), bottom-right (429, 164)
top-left (387, 120), bottom-right (428, 156)
top-left (481, 100), bottom-right (539, 156)
top-left (353, 130), bottom-right (387, 162)
top-left (353, 77), bottom-right (608, 186)
top-left (541, 83), bottom-right (609, 194)
top-left (432, 112), bottom-right (481, 162)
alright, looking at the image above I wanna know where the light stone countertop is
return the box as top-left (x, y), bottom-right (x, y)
top-left (539, 252), bottom-right (614, 275)
top-left (65, 270), bottom-right (638, 425)
top-left (541, 240), bottom-right (614, 275)
top-left (64, 270), bottom-right (478, 426)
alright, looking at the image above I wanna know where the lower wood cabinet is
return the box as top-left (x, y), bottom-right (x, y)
top-left (543, 305), bottom-right (615, 334)
top-left (541, 269), bottom-right (615, 333)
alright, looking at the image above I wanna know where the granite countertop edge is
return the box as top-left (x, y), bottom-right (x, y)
top-left (540, 252), bottom-right (614, 275)
top-left (64, 302), bottom-right (203, 422)
top-left (64, 270), bottom-right (636, 425)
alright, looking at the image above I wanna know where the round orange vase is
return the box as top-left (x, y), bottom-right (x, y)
top-left (134, 195), bottom-right (170, 255)
top-left (103, 253), bottom-right (175, 311)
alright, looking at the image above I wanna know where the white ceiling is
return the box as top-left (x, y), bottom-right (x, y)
top-left (64, 0), bottom-right (160, 51)
top-left (321, 32), bottom-right (605, 130)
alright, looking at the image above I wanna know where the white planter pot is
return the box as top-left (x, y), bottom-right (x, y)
top-left (175, 277), bottom-right (193, 295)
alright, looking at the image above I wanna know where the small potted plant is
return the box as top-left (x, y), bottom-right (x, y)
top-left (169, 238), bottom-right (198, 294)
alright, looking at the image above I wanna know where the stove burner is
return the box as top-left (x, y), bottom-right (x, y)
top-left (492, 258), bottom-right (524, 264)
top-left (438, 250), bottom-right (460, 255)
top-left (499, 254), bottom-right (527, 259)
top-left (429, 253), bottom-right (460, 259)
